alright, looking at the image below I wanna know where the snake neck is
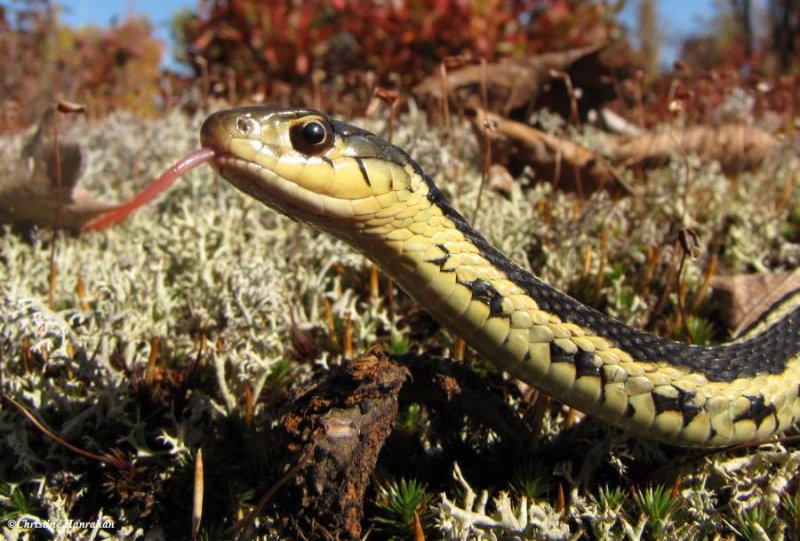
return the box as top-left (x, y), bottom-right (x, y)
top-left (339, 165), bottom-right (800, 447)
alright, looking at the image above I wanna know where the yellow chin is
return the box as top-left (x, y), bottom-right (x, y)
top-left (216, 157), bottom-right (382, 224)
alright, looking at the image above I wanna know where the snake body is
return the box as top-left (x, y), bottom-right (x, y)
top-left (200, 106), bottom-right (800, 448)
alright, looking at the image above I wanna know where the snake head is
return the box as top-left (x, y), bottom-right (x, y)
top-left (201, 106), bottom-right (430, 237)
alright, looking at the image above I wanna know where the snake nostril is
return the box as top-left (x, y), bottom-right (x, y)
top-left (235, 116), bottom-right (254, 136)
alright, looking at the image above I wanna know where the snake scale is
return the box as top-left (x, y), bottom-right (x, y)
top-left (199, 106), bottom-right (800, 448)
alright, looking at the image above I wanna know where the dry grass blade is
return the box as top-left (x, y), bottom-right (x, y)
top-left (675, 229), bottom-right (701, 343)
top-left (243, 383), bottom-right (254, 427)
top-left (0, 339), bottom-right (4, 399)
top-left (49, 105), bottom-right (65, 309)
top-left (454, 338), bottom-right (465, 362)
top-left (366, 87), bottom-right (401, 143)
top-left (192, 448), bottom-right (204, 541)
top-left (4, 394), bottom-right (125, 469)
top-left (343, 313), bottom-right (354, 359)
top-left (413, 511), bottom-right (426, 541)
top-left (440, 61), bottom-right (452, 137)
top-left (145, 336), bottom-right (160, 387)
top-left (370, 264), bottom-right (380, 300)
top-left (470, 59), bottom-right (492, 224)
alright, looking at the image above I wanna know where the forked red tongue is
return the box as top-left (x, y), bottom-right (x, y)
top-left (82, 147), bottom-right (217, 232)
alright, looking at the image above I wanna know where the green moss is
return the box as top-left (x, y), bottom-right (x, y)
top-left (735, 507), bottom-right (779, 541)
top-left (510, 459), bottom-right (551, 501)
top-left (373, 478), bottom-right (436, 538)
top-left (632, 484), bottom-right (682, 539)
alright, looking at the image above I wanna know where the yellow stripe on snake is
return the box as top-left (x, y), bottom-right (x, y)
top-left (200, 106), bottom-right (800, 448)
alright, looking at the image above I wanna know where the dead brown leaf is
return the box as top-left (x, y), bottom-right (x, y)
top-left (413, 45), bottom-right (606, 116)
top-left (467, 105), bottom-right (628, 196)
top-left (606, 124), bottom-right (782, 174)
top-left (0, 107), bottom-right (114, 232)
top-left (711, 268), bottom-right (800, 336)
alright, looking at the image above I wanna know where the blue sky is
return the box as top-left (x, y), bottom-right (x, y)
top-left (59, 0), bottom-right (196, 70)
top-left (58, 0), bottom-right (719, 70)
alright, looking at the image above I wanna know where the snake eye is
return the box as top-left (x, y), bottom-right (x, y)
top-left (290, 119), bottom-right (332, 155)
top-left (302, 122), bottom-right (326, 144)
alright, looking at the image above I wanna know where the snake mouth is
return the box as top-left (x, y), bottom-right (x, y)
top-left (214, 154), bottom-right (328, 222)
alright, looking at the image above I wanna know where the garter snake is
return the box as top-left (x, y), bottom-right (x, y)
top-left (200, 106), bottom-right (800, 448)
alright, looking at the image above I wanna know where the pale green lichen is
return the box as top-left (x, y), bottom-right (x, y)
top-left (438, 463), bottom-right (570, 540)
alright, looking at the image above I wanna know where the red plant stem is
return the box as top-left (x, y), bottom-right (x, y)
top-left (82, 148), bottom-right (217, 232)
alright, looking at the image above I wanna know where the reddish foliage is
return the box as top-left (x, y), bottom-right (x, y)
top-left (617, 65), bottom-right (800, 130)
top-left (0, 1), bottom-right (164, 132)
top-left (617, 4), bottom-right (800, 131)
top-left (177, 0), bottom-right (622, 107)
